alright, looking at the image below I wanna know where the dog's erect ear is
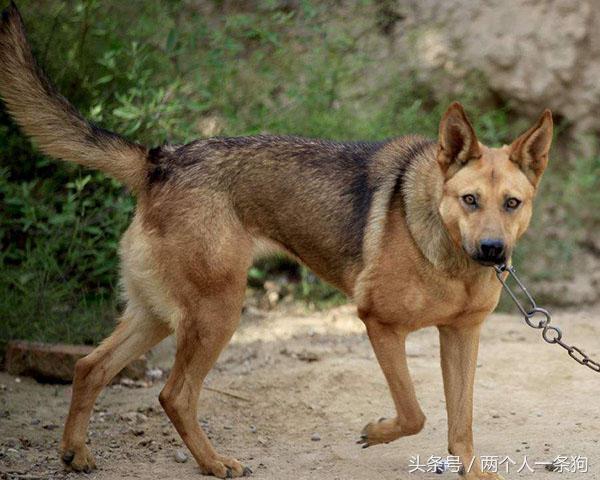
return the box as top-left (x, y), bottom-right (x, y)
top-left (509, 110), bottom-right (553, 187)
top-left (437, 102), bottom-right (481, 177)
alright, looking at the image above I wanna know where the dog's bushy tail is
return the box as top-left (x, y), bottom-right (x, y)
top-left (0, 2), bottom-right (147, 192)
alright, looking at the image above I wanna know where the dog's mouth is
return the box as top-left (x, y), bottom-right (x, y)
top-left (473, 256), bottom-right (505, 267)
top-left (463, 244), bottom-right (508, 267)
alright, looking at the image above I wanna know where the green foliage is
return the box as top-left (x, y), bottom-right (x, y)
top-left (1, 0), bottom-right (597, 346)
top-left (564, 154), bottom-right (600, 230)
top-left (295, 269), bottom-right (346, 308)
top-left (0, 0), bottom-right (196, 348)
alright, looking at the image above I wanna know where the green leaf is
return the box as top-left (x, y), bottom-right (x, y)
top-left (113, 105), bottom-right (140, 120)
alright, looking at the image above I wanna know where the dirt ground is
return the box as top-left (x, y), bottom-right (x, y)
top-left (1, 304), bottom-right (599, 480)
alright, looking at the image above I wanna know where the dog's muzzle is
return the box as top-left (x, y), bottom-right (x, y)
top-left (473, 238), bottom-right (506, 266)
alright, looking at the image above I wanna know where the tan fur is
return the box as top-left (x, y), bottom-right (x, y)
top-left (0, 3), bottom-right (147, 191)
top-left (354, 103), bottom-right (552, 480)
top-left (0, 5), bottom-right (553, 479)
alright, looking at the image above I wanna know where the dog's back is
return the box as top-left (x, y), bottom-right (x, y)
top-left (145, 136), bottom-right (381, 283)
top-left (140, 135), bottom-right (436, 290)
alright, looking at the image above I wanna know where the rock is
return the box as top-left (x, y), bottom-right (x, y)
top-left (311, 433), bottom-right (321, 442)
top-left (4, 438), bottom-right (19, 448)
top-left (5, 447), bottom-right (20, 459)
top-left (296, 350), bottom-right (320, 363)
top-left (434, 459), bottom-right (448, 474)
top-left (120, 377), bottom-right (150, 388)
top-left (146, 368), bottom-right (164, 381)
top-left (259, 280), bottom-right (285, 309)
top-left (4, 340), bottom-right (146, 383)
top-left (280, 348), bottom-right (320, 362)
top-left (257, 437), bottom-right (268, 446)
top-left (174, 449), bottom-right (188, 463)
top-left (121, 412), bottom-right (148, 424)
top-left (534, 258), bottom-right (600, 306)
top-left (267, 291), bottom-right (279, 305)
top-left (137, 405), bottom-right (157, 415)
top-left (399, 0), bottom-right (600, 144)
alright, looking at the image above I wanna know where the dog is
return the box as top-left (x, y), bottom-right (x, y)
top-left (0, 3), bottom-right (553, 479)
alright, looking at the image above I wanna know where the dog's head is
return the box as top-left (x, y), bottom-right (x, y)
top-left (437, 102), bottom-right (553, 266)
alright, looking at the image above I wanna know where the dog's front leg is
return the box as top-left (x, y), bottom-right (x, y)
top-left (358, 317), bottom-right (426, 448)
top-left (439, 323), bottom-right (504, 480)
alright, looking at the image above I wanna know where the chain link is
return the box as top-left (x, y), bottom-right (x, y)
top-left (494, 264), bottom-right (600, 373)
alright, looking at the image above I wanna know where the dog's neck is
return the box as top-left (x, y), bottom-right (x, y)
top-left (402, 145), bottom-right (473, 273)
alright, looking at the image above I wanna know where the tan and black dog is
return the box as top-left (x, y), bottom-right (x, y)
top-left (0, 3), bottom-right (553, 479)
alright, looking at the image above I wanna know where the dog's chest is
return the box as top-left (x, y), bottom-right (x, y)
top-left (358, 217), bottom-right (503, 329)
top-left (364, 266), bottom-right (501, 329)
top-left (358, 206), bottom-right (502, 330)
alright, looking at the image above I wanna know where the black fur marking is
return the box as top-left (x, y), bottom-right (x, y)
top-left (154, 136), bottom-right (386, 259)
top-left (146, 145), bottom-right (174, 184)
top-left (147, 145), bottom-right (163, 164)
top-left (338, 142), bottom-right (385, 258)
top-left (1, 2), bottom-right (17, 25)
top-left (144, 135), bottom-right (387, 263)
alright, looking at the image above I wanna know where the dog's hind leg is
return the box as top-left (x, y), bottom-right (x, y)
top-left (60, 309), bottom-right (171, 472)
top-left (357, 318), bottom-right (426, 447)
top-left (158, 263), bottom-right (251, 479)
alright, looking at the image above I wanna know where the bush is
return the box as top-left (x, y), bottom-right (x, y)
top-left (1, 0), bottom-right (195, 348)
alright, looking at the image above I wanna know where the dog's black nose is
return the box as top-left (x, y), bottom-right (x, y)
top-left (478, 238), bottom-right (506, 265)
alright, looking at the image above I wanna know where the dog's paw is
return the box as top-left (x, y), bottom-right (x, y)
top-left (200, 455), bottom-right (252, 478)
top-left (61, 444), bottom-right (97, 473)
top-left (357, 417), bottom-right (401, 448)
top-left (357, 414), bottom-right (425, 448)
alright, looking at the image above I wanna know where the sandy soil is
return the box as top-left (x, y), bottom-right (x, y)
top-left (1, 304), bottom-right (599, 480)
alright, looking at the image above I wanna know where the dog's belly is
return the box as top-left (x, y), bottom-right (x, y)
top-left (119, 216), bottom-right (182, 330)
top-left (251, 235), bottom-right (360, 296)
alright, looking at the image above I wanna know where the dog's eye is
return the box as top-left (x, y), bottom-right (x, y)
top-left (505, 197), bottom-right (522, 210)
top-left (461, 194), bottom-right (478, 206)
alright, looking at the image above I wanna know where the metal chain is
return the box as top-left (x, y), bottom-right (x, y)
top-left (494, 264), bottom-right (600, 373)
